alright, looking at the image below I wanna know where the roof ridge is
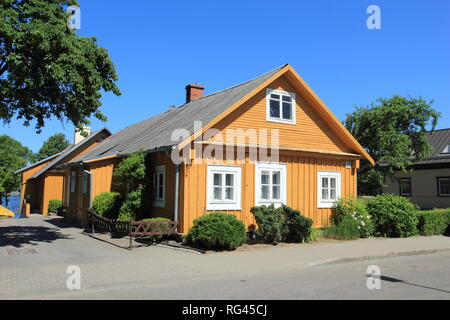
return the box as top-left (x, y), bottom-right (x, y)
top-left (177, 64), bottom-right (288, 108)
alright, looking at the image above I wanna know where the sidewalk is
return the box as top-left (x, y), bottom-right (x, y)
top-left (1, 215), bottom-right (449, 299)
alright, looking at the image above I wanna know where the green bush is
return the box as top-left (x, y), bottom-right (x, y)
top-left (417, 209), bottom-right (450, 236)
top-left (250, 205), bottom-right (313, 244)
top-left (280, 205), bottom-right (313, 243)
top-left (91, 192), bottom-right (122, 218)
top-left (185, 212), bottom-right (246, 251)
top-left (324, 215), bottom-right (361, 240)
top-left (47, 199), bottom-right (62, 214)
top-left (250, 205), bottom-right (283, 243)
top-left (306, 228), bottom-right (325, 242)
top-left (333, 198), bottom-right (374, 238)
top-left (117, 188), bottom-right (142, 221)
top-left (367, 194), bottom-right (419, 238)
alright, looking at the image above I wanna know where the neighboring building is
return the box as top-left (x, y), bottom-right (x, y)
top-left (55, 64), bottom-right (374, 232)
top-left (382, 128), bottom-right (450, 209)
top-left (15, 128), bottom-right (111, 215)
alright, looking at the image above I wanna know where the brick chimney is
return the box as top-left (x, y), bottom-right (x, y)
top-left (74, 126), bottom-right (91, 145)
top-left (185, 84), bottom-right (205, 103)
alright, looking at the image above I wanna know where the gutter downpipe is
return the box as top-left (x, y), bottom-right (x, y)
top-left (83, 170), bottom-right (93, 208)
top-left (172, 146), bottom-right (180, 231)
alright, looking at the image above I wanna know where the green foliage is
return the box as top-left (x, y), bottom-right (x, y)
top-left (324, 215), bottom-right (361, 240)
top-left (366, 194), bottom-right (419, 237)
top-left (250, 205), bottom-right (283, 243)
top-left (185, 212), bottom-right (247, 251)
top-left (113, 150), bottom-right (150, 221)
top-left (0, 0), bottom-right (121, 131)
top-left (0, 135), bottom-right (32, 206)
top-left (33, 133), bottom-right (69, 163)
top-left (47, 199), bottom-right (62, 213)
top-left (305, 228), bottom-right (325, 242)
top-left (344, 95), bottom-right (440, 195)
top-left (416, 209), bottom-right (450, 236)
top-left (250, 205), bottom-right (313, 244)
top-left (91, 192), bottom-right (121, 219)
top-left (117, 188), bottom-right (141, 221)
top-left (333, 198), bottom-right (374, 238)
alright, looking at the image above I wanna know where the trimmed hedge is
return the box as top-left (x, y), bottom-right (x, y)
top-left (185, 212), bottom-right (247, 251)
top-left (417, 209), bottom-right (450, 236)
top-left (91, 192), bottom-right (122, 219)
top-left (367, 194), bottom-right (418, 238)
top-left (250, 205), bottom-right (313, 244)
top-left (47, 199), bottom-right (62, 214)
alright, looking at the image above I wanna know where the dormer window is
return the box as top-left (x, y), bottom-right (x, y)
top-left (266, 89), bottom-right (296, 124)
top-left (441, 144), bottom-right (450, 154)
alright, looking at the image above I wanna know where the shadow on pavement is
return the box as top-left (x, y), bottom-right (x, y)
top-left (0, 225), bottom-right (73, 248)
top-left (368, 275), bottom-right (450, 295)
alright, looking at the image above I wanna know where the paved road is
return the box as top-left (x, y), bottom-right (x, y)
top-left (1, 215), bottom-right (449, 300)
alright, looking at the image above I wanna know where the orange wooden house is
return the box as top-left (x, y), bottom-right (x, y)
top-left (52, 64), bottom-right (374, 233)
top-left (15, 128), bottom-right (111, 216)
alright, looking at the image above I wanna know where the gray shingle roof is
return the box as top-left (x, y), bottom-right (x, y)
top-left (72, 65), bottom-right (287, 163)
top-left (28, 128), bottom-right (111, 179)
top-left (412, 128), bottom-right (450, 166)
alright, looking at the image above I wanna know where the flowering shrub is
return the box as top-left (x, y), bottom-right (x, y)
top-left (333, 198), bottom-right (374, 238)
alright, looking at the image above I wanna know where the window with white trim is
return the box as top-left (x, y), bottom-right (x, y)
top-left (266, 89), bottom-right (296, 124)
top-left (153, 165), bottom-right (165, 208)
top-left (437, 177), bottom-right (450, 197)
top-left (207, 165), bottom-right (241, 210)
top-left (255, 163), bottom-right (287, 207)
top-left (318, 171), bottom-right (341, 208)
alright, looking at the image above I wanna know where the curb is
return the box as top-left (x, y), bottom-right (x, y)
top-left (308, 247), bottom-right (450, 267)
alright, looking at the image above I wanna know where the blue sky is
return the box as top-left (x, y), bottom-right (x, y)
top-left (2, 0), bottom-right (449, 152)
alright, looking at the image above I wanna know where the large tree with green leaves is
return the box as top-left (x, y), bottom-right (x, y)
top-left (0, 0), bottom-right (121, 132)
top-left (344, 95), bottom-right (441, 195)
top-left (32, 133), bottom-right (69, 163)
top-left (0, 135), bottom-right (32, 206)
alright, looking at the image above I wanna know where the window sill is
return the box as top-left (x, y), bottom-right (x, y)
top-left (318, 201), bottom-right (337, 209)
top-left (266, 118), bottom-right (296, 125)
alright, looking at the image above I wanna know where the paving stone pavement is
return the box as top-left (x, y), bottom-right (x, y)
top-left (1, 215), bottom-right (450, 299)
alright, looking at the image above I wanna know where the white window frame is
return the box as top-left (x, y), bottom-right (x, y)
top-left (266, 88), bottom-right (296, 124)
top-left (255, 162), bottom-right (287, 207)
top-left (318, 171), bottom-right (342, 208)
top-left (207, 165), bottom-right (242, 211)
top-left (153, 165), bottom-right (166, 208)
top-left (437, 177), bottom-right (450, 197)
top-left (70, 171), bottom-right (76, 193)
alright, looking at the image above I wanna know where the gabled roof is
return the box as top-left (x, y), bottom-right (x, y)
top-left (26, 128), bottom-right (111, 180)
top-left (411, 128), bottom-right (450, 166)
top-left (72, 65), bottom-right (286, 163)
top-left (72, 64), bottom-right (374, 165)
top-left (14, 152), bottom-right (62, 175)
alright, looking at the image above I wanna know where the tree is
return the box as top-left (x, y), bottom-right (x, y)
top-left (33, 133), bottom-right (69, 162)
top-left (0, 135), bottom-right (32, 206)
top-left (0, 0), bottom-right (121, 132)
top-left (344, 95), bottom-right (441, 195)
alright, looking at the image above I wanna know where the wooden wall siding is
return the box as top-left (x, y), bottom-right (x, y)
top-left (88, 158), bottom-right (119, 200)
top-left (19, 158), bottom-right (54, 213)
top-left (180, 150), bottom-right (357, 233)
top-left (41, 173), bottom-right (64, 215)
top-left (210, 75), bottom-right (354, 154)
top-left (150, 152), bottom-right (177, 220)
